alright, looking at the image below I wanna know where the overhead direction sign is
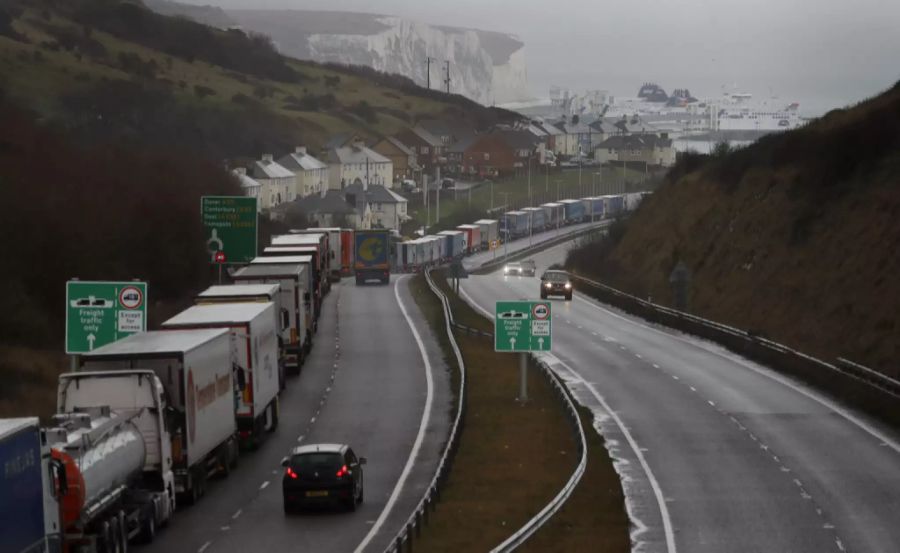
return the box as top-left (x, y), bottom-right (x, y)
top-left (66, 281), bottom-right (148, 354)
top-left (495, 301), bottom-right (552, 352)
top-left (201, 196), bottom-right (258, 264)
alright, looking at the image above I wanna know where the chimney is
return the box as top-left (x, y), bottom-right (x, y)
top-left (295, 146), bottom-right (307, 155)
top-left (233, 167), bottom-right (247, 176)
top-left (351, 139), bottom-right (365, 150)
top-left (262, 154), bottom-right (273, 163)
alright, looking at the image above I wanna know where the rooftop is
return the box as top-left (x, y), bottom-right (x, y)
top-left (84, 328), bottom-right (231, 356)
top-left (197, 284), bottom-right (280, 298)
top-left (162, 303), bottom-right (274, 326)
top-left (328, 144), bottom-right (391, 165)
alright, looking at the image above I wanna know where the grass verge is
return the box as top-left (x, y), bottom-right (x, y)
top-left (406, 271), bottom-right (629, 552)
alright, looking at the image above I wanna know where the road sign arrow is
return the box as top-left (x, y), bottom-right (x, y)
top-left (537, 337), bottom-right (545, 349)
top-left (509, 337), bottom-right (517, 350)
top-left (87, 333), bottom-right (96, 351)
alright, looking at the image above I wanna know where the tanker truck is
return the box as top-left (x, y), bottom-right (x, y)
top-left (46, 369), bottom-right (178, 551)
top-left (79, 329), bottom-right (239, 504)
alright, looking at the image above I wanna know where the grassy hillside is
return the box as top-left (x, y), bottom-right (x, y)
top-left (0, 0), bottom-right (517, 160)
top-left (567, 80), bottom-right (900, 378)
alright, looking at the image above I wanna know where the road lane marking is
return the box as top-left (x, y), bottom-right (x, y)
top-left (550, 355), bottom-right (678, 553)
top-left (259, 481), bottom-right (269, 490)
top-left (573, 295), bottom-right (900, 456)
top-left (353, 275), bottom-right (435, 553)
top-left (198, 541), bottom-right (212, 553)
top-left (231, 509), bottom-right (242, 519)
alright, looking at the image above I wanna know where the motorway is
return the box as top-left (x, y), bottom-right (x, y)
top-left (460, 241), bottom-right (900, 553)
top-left (139, 276), bottom-right (452, 553)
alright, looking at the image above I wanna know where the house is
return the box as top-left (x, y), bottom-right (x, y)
top-left (533, 120), bottom-right (565, 158)
top-left (270, 189), bottom-right (371, 230)
top-left (559, 121), bottom-right (593, 157)
top-left (446, 134), bottom-right (478, 175)
top-left (321, 132), bottom-right (365, 154)
top-left (249, 154), bottom-right (295, 210)
top-left (327, 141), bottom-right (394, 190)
top-left (587, 119), bottom-right (618, 152)
top-left (343, 183), bottom-right (409, 230)
top-left (417, 119), bottom-right (477, 147)
top-left (593, 133), bottom-right (676, 167)
top-left (232, 168), bottom-right (262, 212)
top-left (277, 146), bottom-right (329, 198)
top-left (371, 136), bottom-right (418, 183)
top-left (462, 130), bottom-right (539, 178)
top-left (394, 126), bottom-right (444, 173)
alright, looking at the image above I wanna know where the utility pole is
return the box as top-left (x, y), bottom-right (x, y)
top-left (444, 60), bottom-right (451, 94)
top-left (426, 57), bottom-right (435, 89)
top-left (578, 160), bottom-right (582, 198)
top-left (424, 174), bottom-right (430, 233)
top-left (499, 192), bottom-right (510, 259)
top-left (435, 165), bottom-right (441, 223)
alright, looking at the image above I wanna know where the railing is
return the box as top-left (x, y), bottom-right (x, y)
top-left (474, 222), bottom-right (611, 275)
top-left (381, 268), bottom-right (467, 553)
top-left (489, 355), bottom-right (588, 552)
top-left (569, 273), bottom-right (900, 425)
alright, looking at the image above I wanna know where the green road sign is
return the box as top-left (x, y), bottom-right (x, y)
top-left (494, 301), bottom-right (552, 352)
top-left (66, 281), bottom-right (148, 354)
top-left (201, 196), bottom-right (258, 264)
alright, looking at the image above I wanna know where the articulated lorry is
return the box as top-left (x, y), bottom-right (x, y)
top-left (242, 256), bottom-right (315, 339)
top-left (80, 329), bottom-right (239, 505)
top-left (195, 284), bottom-right (297, 378)
top-left (162, 304), bottom-right (280, 448)
top-left (354, 229), bottom-right (391, 285)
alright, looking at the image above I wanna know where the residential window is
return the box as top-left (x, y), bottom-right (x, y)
top-left (484, 153), bottom-right (490, 161)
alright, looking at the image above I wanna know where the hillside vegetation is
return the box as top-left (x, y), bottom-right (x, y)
top-left (0, 0), bottom-right (516, 160)
top-left (567, 80), bottom-right (900, 378)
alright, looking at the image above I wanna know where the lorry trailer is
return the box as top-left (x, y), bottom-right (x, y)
top-left (80, 329), bottom-right (238, 504)
top-left (162, 304), bottom-right (280, 448)
top-left (354, 229), bottom-right (391, 285)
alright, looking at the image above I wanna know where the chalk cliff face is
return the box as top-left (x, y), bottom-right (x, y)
top-left (225, 10), bottom-right (531, 105)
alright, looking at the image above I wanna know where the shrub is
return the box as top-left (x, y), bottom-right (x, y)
top-left (193, 85), bottom-right (216, 99)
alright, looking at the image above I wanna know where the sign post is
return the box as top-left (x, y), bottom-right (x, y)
top-left (201, 196), bottom-right (258, 270)
top-left (66, 280), bottom-right (148, 355)
top-left (495, 301), bottom-right (552, 402)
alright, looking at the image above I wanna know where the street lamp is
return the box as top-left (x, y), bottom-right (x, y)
top-left (499, 192), bottom-right (510, 260)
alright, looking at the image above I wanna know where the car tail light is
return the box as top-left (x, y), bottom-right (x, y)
top-left (285, 467), bottom-right (298, 479)
top-left (564, 283), bottom-right (572, 289)
top-left (336, 465), bottom-right (349, 478)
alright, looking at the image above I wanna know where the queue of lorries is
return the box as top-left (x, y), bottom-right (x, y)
top-left (396, 192), bottom-right (645, 271)
top-left (1, 190), bottom-right (646, 553)
top-left (0, 227), bottom-right (392, 553)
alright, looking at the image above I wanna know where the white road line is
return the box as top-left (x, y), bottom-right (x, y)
top-left (551, 356), bottom-right (678, 553)
top-left (231, 509), bottom-right (242, 520)
top-left (573, 295), bottom-right (900, 455)
top-left (653, 364), bottom-right (660, 369)
top-left (353, 276), bottom-right (435, 553)
top-left (198, 541), bottom-right (212, 553)
top-left (259, 481), bottom-right (269, 490)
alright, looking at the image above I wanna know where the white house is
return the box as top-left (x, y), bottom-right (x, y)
top-left (343, 183), bottom-right (408, 230)
top-left (277, 146), bottom-right (329, 199)
top-left (327, 142), bottom-right (394, 190)
top-left (560, 121), bottom-right (592, 157)
top-left (249, 154), bottom-right (295, 210)
top-left (232, 168), bottom-right (262, 212)
top-left (593, 133), bottom-right (676, 167)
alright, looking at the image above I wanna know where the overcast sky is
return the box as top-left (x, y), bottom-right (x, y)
top-left (184, 0), bottom-right (900, 114)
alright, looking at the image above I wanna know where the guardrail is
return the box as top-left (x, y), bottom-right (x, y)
top-left (489, 355), bottom-right (588, 552)
top-left (382, 268), bottom-right (467, 553)
top-left (569, 273), bottom-right (900, 426)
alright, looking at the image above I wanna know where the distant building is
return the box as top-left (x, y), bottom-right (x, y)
top-left (559, 121), bottom-right (592, 157)
top-left (593, 133), bottom-right (676, 167)
top-left (249, 154), bottom-right (295, 210)
top-left (462, 130), bottom-right (539, 178)
top-left (393, 126), bottom-right (444, 173)
top-left (277, 146), bottom-right (329, 199)
top-left (271, 189), bottom-right (371, 230)
top-left (232, 168), bottom-right (262, 212)
top-left (371, 136), bottom-right (419, 183)
top-left (327, 141), bottom-right (394, 190)
top-left (343, 183), bottom-right (409, 230)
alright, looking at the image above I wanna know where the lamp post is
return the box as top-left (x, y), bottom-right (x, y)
top-left (499, 192), bottom-right (510, 260)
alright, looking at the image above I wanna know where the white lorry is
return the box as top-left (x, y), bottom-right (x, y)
top-left (231, 260), bottom-right (313, 368)
top-left (195, 284), bottom-right (292, 385)
top-left (162, 303), bottom-right (280, 448)
top-left (80, 329), bottom-right (238, 504)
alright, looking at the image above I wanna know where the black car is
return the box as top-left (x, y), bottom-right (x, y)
top-left (282, 443), bottom-right (366, 512)
top-left (540, 270), bottom-right (573, 300)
